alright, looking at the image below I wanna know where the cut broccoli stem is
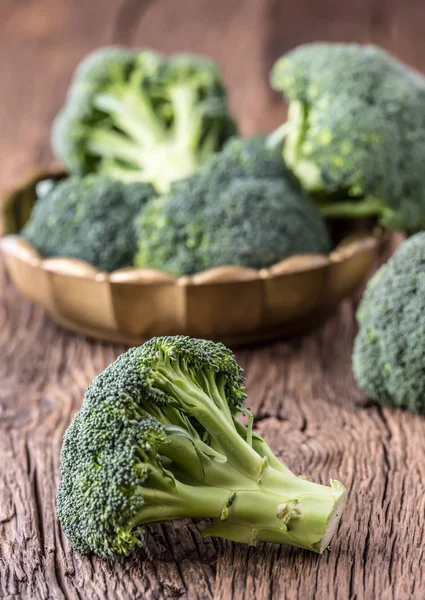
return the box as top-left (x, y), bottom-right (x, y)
top-left (319, 197), bottom-right (388, 219)
top-left (161, 424), bottom-right (344, 527)
top-left (207, 479), bottom-right (346, 552)
top-left (136, 472), bottom-right (346, 553)
top-left (86, 83), bottom-right (210, 191)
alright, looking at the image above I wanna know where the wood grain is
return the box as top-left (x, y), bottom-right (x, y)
top-left (1, 1), bottom-right (425, 598)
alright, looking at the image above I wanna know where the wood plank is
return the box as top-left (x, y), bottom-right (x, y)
top-left (2, 249), bottom-right (425, 599)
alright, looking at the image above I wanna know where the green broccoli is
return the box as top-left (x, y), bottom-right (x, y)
top-left (270, 43), bottom-right (425, 232)
top-left (57, 335), bottom-right (347, 560)
top-left (52, 47), bottom-right (237, 192)
top-left (134, 137), bottom-right (332, 276)
top-left (353, 233), bottom-right (425, 413)
top-left (21, 176), bottom-right (155, 272)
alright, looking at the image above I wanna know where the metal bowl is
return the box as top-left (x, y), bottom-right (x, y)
top-left (0, 167), bottom-right (382, 346)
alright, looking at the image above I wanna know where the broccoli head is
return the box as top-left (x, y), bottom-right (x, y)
top-left (57, 335), bottom-right (347, 559)
top-left (270, 43), bottom-right (425, 232)
top-left (21, 176), bottom-right (155, 272)
top-left (52, 46), bottom-right (237, 191)
top-left (134, 137), bottom-right (331, 276)
top-left (353, 233), bottom-right (425, 413)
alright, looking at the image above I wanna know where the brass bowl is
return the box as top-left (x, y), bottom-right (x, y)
top-left (0, 168), bottom-right (382, 346)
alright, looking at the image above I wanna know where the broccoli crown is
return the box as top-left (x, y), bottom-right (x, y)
top-left (135, 137), bottom-right (331, 276)
top-left (52, 46), bottom-right (237, 191)
top-left (21, 175), bottom-right (155, 272)
top-left (271, 43), bottom-right (425, 232)
top-left (57, 335), bottom-right (347, 560)
top-left (57, 336), bottom-right (247, 558)
top-left (139, 335), bottom-right (247, 411)
top-left (353, 233), bottom-right (425, 413)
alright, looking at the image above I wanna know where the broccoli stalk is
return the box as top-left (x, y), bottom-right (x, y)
top-left (123, 418), bottom-right (345, 552)
top-left (57, 336), bottom-right (346, 560)
top-left (129, 466), bottom-right (345, 553)
top-left (142, 350), bottom-right (346, 551)
top-left (318, 197), bottom-right (394, 219)
top-left (87, 77), bottom-right (206, 190)
top-left (282, 101), bottom-right (323, 192)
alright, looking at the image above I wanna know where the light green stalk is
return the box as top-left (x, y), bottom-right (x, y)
top-left (143, 355), bottom-right (347, 553)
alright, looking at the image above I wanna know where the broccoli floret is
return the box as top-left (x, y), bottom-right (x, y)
top-left (52, 47), bottom-right (237, 192)
top-left (21, 176), bottom-right (155, 272)
top-left (353, 233), bottom-right (425, 413)
top-left (57, 335), bottom-right (347, 559)
top-left (270, 43), bottom-right (425, 232)
top-left (134, 137), bottom-right (331, 276)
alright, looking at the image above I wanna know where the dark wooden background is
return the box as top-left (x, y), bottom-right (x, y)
top-left (1, 1), bottom-right (425, 598)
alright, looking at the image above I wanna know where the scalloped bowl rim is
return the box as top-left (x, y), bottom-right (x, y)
top-left (0, 233), bottom-right (381, 286)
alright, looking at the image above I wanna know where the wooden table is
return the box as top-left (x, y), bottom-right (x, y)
top-left (1, 1), bottom-right (425, 598)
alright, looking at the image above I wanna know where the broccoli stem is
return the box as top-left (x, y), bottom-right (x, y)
top-left (94, 91), bottom-right (166, 145)
top-left (152, 360), bottom-right (328, 492)
top-left (137, 471), bottom-right (346, 553)
top-left (87, 84), bottom-right (202, 190)
top-left (205, 479), bottom-right (346, 552)
top-left (233, 417), bottom-right (293, 476)
top-left (153, 366), bottom-right (264, 479)
top-left (318, 197), bottom-right (388, 219)
top-left (90, 87), bottom-right (201, 191)
top-left (160, 430), bottom-right (260, 490)
top-left (266, 121), bottom-right (293, 149)
top-left (87, 128), bottom-right (148, 165)
top-left (169, 85), bottom-right (202, 150)
top-left (282, 101), bottom-right (324, 191)
top-left (135, 480), bottom-right (231, 523)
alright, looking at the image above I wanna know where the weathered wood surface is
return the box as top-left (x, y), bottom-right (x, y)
top-left (1, 1), bottom-right (425, 598)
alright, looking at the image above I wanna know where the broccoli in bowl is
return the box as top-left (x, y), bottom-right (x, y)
top-left (21, 176), bottom-right (156, 272)
top-left (52, 47), bottom-right (237, 192)
top-left (270, 42), bottom-right (425, 233)
top-left (135, 137), bottom-right (332, 276)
